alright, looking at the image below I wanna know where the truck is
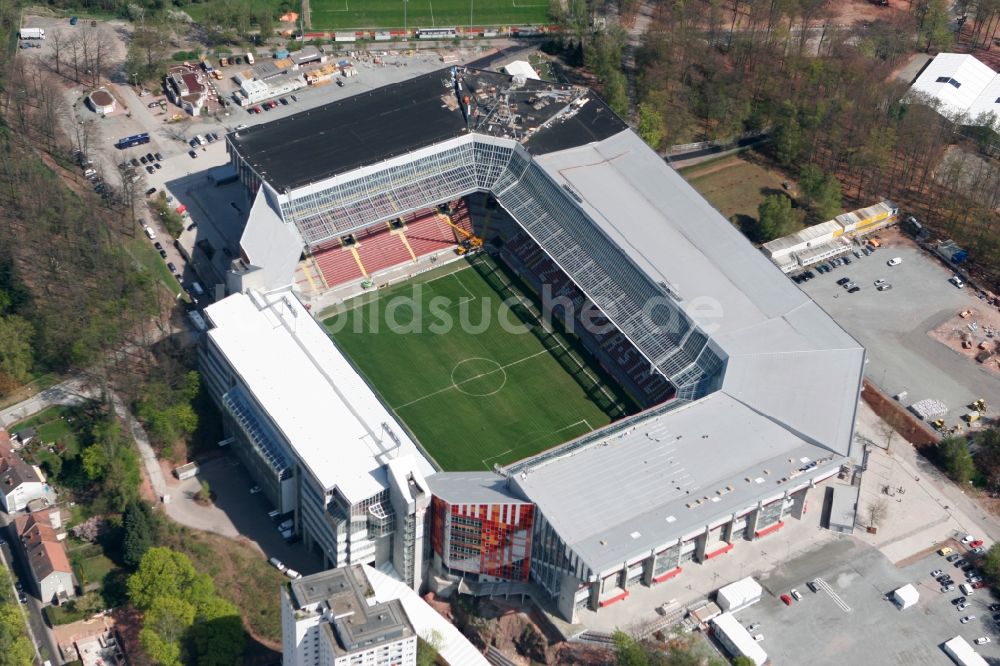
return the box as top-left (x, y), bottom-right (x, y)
top-left (245, 52), bottom-right (255, 65)
top-left (18, 27), bottom-right (44, 39)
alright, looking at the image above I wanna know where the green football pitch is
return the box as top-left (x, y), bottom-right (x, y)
top-left (308, 0), bottom-right (551, 31)
top-left (324, 256), bottom-right (633, 471)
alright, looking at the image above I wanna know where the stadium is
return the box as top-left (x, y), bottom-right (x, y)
top-left (200, 66), bottom-right (866, 624)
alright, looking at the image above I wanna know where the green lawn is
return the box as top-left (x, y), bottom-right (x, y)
top-left (681, 155), bottom-right (795, 226)
top-left (309, 0), bottom-right (550, 30)
top-left (325, 256), bottom-right (629, 470)
top-left (11, 406), bottom-right (79, 454)
top-left (125, 232), bottom-right (182, 296)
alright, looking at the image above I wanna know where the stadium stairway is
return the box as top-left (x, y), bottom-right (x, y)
top-left (314, 243), bottom-right (366, 288)
top-left (355, 224), bottom-right (412, 275)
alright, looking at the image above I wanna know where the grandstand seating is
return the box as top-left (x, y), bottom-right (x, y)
top-left (501, 229), bottom-right (674, 407)
top-left (310, 200), bottom-right (474, 288)
top-left (354, 224), bottom-right (413, 276)
top-left (314, 244), bottom-right (365, 288)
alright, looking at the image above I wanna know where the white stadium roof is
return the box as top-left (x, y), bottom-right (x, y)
top-left (908, 53), bottom-right (1000, 125)
top-left (204, 290), bottom-right (434, 503)
top-left (506, 129), bottom-right (863, 574)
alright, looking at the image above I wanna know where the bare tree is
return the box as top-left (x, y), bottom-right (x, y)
top-left (867, 499), bottom-right (888, 529)
top-left (49, 29), bottom-right (65, 77)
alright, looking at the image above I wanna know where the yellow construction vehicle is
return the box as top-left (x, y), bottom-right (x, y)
top-left (971, 398), bottom-right (987, 412)
top-left (931, 419), bottom-right (946, 430)
top-left (437, 209), bottom-right (483, 255)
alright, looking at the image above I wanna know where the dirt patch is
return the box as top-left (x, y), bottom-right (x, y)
top-left (928, 306), bottom-right (1000, 378)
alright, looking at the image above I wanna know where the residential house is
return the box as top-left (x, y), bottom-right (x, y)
top-left (0, 430), bottom-right (48, 513)
top-left (15, 509), bottom-right (75, 604)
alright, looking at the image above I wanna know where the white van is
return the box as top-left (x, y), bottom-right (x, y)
top-left (285, 568), bottom-right (301, 579)
top-left (961, 583), bottom-right (975, 595)
top-left (268, 557), bottom-right (286, 572)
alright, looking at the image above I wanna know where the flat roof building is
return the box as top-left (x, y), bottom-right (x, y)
top-left (201, 290), bottom-right (433, 589)
top-left (907, 53), bottom-right (1000, 127)
top-left (943, 635), bottom-right (989, 666)
top-left (211, 65), bottom-right (865, 622)
top-left (282, 566), bottom-right (417, 666)
top-left (710, 612), bottom-right (767, 666)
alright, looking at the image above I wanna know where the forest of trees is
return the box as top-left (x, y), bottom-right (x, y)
top-left (585, 0), bottom-right (1000, 282)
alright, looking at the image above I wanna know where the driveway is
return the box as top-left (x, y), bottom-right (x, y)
top-left (166, 457), bottom-right (323, 576)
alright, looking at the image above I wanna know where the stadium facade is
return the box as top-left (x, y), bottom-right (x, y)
top-left (201, 67), bottom-right (866, 623)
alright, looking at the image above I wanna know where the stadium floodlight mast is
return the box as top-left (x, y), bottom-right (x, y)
top-left (403, 0), bottom-right (407, 39)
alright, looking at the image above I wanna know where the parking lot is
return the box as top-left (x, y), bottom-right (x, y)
top-left (738, 539), bottom-right (1000, 665)
top-left (798, 233), bottom-right (1000, 422)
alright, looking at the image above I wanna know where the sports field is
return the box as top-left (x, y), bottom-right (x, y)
top-left (308, 0), bottom-right (550, 31)
top-left (324, 256), bottom-right (632, 471)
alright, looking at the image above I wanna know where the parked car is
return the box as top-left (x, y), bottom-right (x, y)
top-left (954, 597), bottom-right (967, 605)
top-left (790, 589), bottom-right (803, 601)
top-left (807, 581), bottom-right (820, 593)
top-left (167, 262), bottom-right (177, 273)
top-left (145, 165), bottom-right (155, 174)
top-left (932, 569), bottom-right (945, 577)
top-left (961, 615), bottom-right (976, 623)
top-left (140, 155), bottom-right (149, 164)
top-left (942, 584), bottom-right (956, 592)
top-left (887, 257), bottom-right (902, 266)
top-left (145, 152), bottom-right (155, 162)
top-left (877, 283), bottom-right (892, 291)
top-left (974, 581), bottom-right (987, 589)
top-left (290, 95), bottom-right (298, 101)
top-left (145, 187), bottom-right (157, 196)
top-left (249, 485), bottom-right (261, 494)
top-left (154, 152), bottom-right (164, 161)
top-left (268, 557), bottom-right (286, 572)
top-left (976, 637), bottom-right (991, 645)
top-left (144, 226), bottom-right (156, 240)
top-left (780, 594), bottom-right (792, 606)
top-left (963, 534), bottom-right (976, 544)
top-left (747, 623), bottom-right (761, 631)
top-left (285, 569), bottom-right (301, 579)
top-left (189, 150), bottom-right (198, 159)
top-left (848, 286), bottom-right (860, 293)
top-left (131, 158), bottom-right (141, 167)
top-left (970, 540), bottom-right (985, 549)
top-left (971, 547), bottom-right (985, 555)
top-left (837, 277), bottom-right (851, 286)
top-left (279, 97), bottom-right (288, 105)
top-left (947, 554), bottom-right (962, 562)
top-left (753, 634), bottom-right (764, 642)
top-left (954, 559), bottom-right (968, 567)
top-left (958, 602), bottom-right (970, 610)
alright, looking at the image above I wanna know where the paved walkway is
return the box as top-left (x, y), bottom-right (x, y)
top-left (854, 401), bottom-right (1000, 561)
top-left (0, 376), bottom-right (170, 505)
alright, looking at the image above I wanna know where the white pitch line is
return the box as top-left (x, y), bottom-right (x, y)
top-left (392, 349), bottom-right (547, 410)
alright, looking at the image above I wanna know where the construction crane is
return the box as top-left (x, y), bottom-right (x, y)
top-left (437, 206), bottom-right (483, 254)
